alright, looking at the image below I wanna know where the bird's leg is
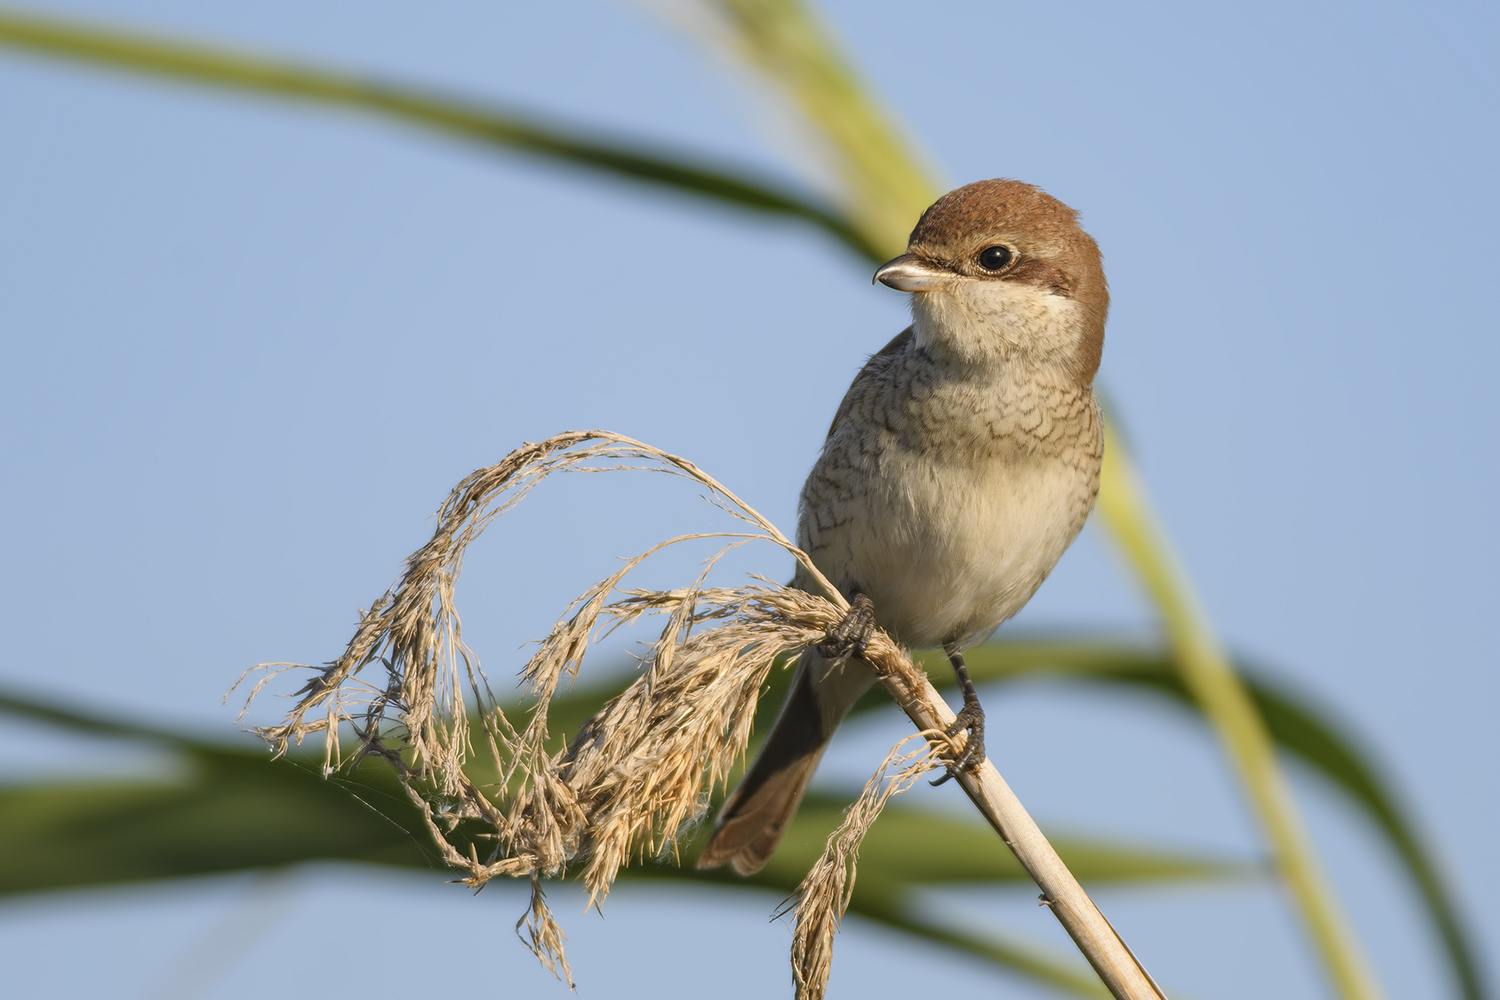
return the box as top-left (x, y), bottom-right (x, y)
top-left (931, 644), bottom-right (986, 786)
top-left (816, 590), bottom-right (876, 661)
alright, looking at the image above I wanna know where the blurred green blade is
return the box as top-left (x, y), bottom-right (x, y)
top-left (0, 779), bottom-right (1200, 1000)
top-left (687, 0), bottom-right (940, 254)
top-left (0, 685), bottom-right (1237, 895)
top-left (0, 686), bottom-right (442, 895)
top-left (852, 900), bottom-right (1115, 1000)
top-left (935, 639), bottom-right (1488, 1000)
top-left (0, 755), bottom-right (434, 896)
top-left (0, 684), bottom-right (1227, 1000)
top-left (0, 7), bottom-right (880, 260)
top-left (736, 795), bottom-right (1241, 888)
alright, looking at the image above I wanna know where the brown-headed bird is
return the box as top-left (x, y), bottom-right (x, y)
top-left (698, 179), bottom-right (1108, 875)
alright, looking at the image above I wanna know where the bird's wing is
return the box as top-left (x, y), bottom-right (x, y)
top-left (824, 325), bottom-right (915, 440)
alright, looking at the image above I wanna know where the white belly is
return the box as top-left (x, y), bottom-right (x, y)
top-left (804, 447), bottom-right (1092, 649)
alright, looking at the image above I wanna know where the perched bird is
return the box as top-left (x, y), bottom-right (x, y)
top-left (698, 179), bottom-right (1108, 876)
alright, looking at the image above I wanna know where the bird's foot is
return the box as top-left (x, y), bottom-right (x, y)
top-left (932, 647), bottom-right (986, 785)
top-left (930, 697), bottom-right (986, 785)
top-left (816, 592), bottom-right (876, 661)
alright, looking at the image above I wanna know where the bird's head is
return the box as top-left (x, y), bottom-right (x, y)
top-left (875, 179), bottom-right (1107, 384)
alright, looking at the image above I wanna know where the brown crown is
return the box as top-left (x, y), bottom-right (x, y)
top-left (909, 179), bottom-right (1108, 384)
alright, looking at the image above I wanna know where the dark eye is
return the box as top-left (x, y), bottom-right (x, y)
top-left (977, 245), bottom-right (1014, 271)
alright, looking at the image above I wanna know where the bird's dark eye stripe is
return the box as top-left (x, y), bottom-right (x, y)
top-left (977, 245), bottom-right (1014, 271)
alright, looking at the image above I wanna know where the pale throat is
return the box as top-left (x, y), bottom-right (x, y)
top-left (909, 278), bottom-right (1085, 373)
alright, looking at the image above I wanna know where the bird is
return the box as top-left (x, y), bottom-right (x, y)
top-left (697, 178), bottom-right (1108, 876)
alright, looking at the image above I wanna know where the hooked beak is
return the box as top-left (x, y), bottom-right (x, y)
top-left (873, 253), bottom-right (950, 292)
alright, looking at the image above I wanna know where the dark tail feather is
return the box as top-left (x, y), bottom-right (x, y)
top-left (699, 651), bottom-right (876, 874)
top-left (698, 658), bottom-right (829, 875)
top-left (696, 743), bottom-right (826, 875)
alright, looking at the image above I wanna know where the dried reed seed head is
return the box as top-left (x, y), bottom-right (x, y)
top-left (240, 430), bottom-right (869, 979)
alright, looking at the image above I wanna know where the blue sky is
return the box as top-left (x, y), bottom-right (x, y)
top-left (0, 2), bottom-right (1496, 998)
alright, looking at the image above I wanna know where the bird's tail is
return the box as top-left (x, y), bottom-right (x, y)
top-left (697, 649), bottom-right (874, 875)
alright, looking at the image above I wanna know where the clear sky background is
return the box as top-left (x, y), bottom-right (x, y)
top-left (0, 2), bottom-right (1496, 998)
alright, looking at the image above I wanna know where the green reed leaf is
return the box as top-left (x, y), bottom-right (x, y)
top-left (0, 7), bottom-right (882, 260)
top-left (0, 683), bottom-right (1228, 999)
